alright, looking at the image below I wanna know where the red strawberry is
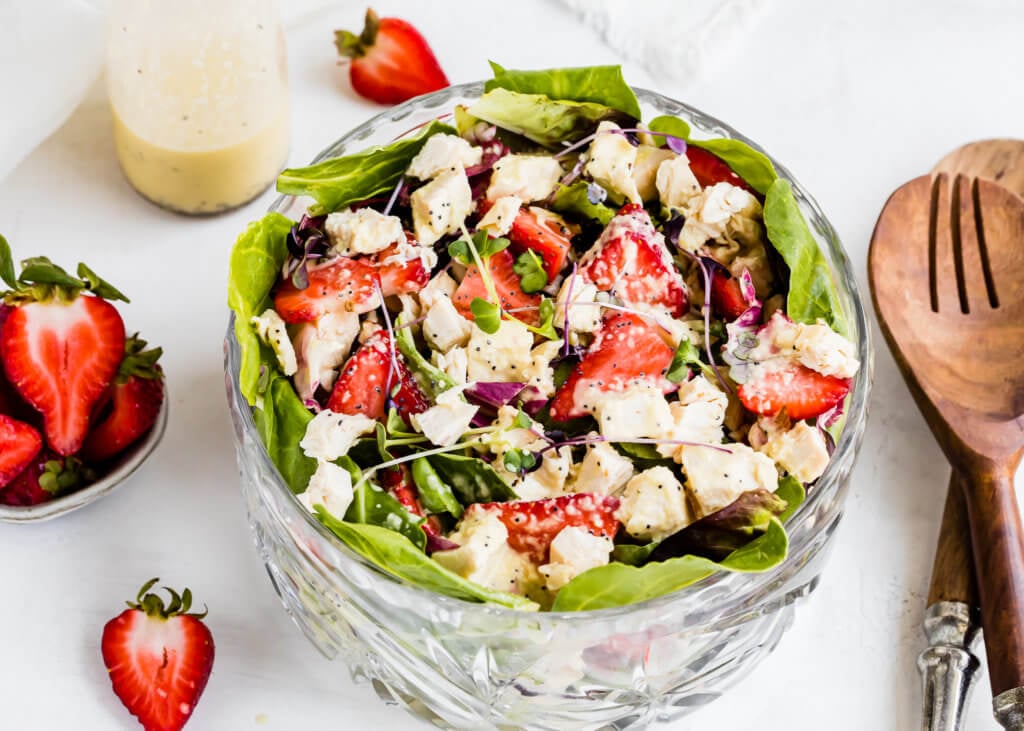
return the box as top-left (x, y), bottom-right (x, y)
top-left (80, 336), bottom-right (165, 463)
top-left (686, 146), bottom-right (757, 195)
top-left (101, 579), bottom-right (215, 731)
top-left (508, 207), bottom-right (576, 282)
top-left (737, 364), bottom-right (850, 420)
top-left (468, 493), bottom-right (621, 563)
top-left (579, 204), bottom-right (688, 317)
top-left (273, 256), bottom-right (379, 324)
top-left (326, 329), bottom-right (428, 423)
top-left (2, 296), bottom-right (126, 455)
top-left (374, 242), bottom-right (431, 297)
top-left (0, 414), bottom-right (42, 489)
top-left (710, 268), bottom-right (747, 321)
top-left (334, 9), bottom-right (449, 105)
top-left (549, 312), bottom-right (675, 422)
top-left (452, 249), bottom-right (541, 325)
top-left (0, 450), bottom-right (90, 506)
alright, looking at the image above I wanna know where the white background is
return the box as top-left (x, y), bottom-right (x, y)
top-left (1, 1), bottom-right (1022, 729)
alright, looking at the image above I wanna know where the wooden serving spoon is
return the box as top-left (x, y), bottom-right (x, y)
top-left (870, 173), bottom-right (1024, 728)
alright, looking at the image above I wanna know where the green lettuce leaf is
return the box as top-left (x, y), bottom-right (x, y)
top-left (647, 115), bottom-right (778, 195)
top-left (550, 181), bottom-right (615, 225)
top-left (468, 88), bottom-right (627, 147)
top-left (551, 518), bottom-right (788, 611)
top-left (763, 178), bottom-right (848, 335)
top-left (314, 509), bottom-right (538, 610)
top-left (252, 375), bottom-right (318, 494)
top-left (346, 480), bottom-right (427, 551)
top-left (775, 475), bottom-right (807, 522)
top-left (276, 120), bottom-right (456, 213)
top-left (227, 212), bottom-right (295, 405)
top-left (427, 453), bottom-right (518, 503)
top-left (411, 457), bottom-right (464, 518)
top-left (486, 62), bottom-right (642, 120)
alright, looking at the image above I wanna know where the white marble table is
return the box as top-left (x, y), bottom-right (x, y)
top-left (1, 0), bottom-right (1022, 728)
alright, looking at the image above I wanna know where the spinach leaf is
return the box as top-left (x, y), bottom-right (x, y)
top-left (611, 541), bottom-right (660, 566)
top-left (394, 314), bottom-right (456, 395)
top-left (647, 116), bottom-right (778, 195)
top-left (551, 181), bottom-right (616, 225)
top-left (468, 88), bottom-right (627, 147)
top-left (411, 457), bottom-right (464, 518)
top-left (552, 518), bottom-right (788, 611)
top-left (277, 120), bottom-right (455, 213)
top-left (427, 453), bottom-right (518, 503)
top-left (345, 479), bottom-right (427, 551)
top-left (763, 178), bottom-right (848, 335)
top-left (613, 442), bottom-right (664, 461)
top-left (227, 212), bottom-right (295, 405)
top-left (252, 374), bottom-right (318, 494)
top-left (486, 62), bottom-right (642, 120)
top-left (775, 475), bottom-right (807, 523)
top-left (314, 509), bottom-right (537, 610)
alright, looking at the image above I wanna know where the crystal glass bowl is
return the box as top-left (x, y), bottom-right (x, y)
top-left (225, 83), bottom-right (873, 730)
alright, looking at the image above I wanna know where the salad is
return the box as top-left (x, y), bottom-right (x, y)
top-left (228, 64), bottom-right (860, 612)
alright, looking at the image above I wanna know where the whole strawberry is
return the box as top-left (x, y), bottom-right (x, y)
top-left (81, 335), bottom-right (165, 462)
top-left (0, 236), bottom-right (128, 455)
top-left (102, 579), bottom-right (215, 731)
top-left (334, 8), bottom-right (449, 104)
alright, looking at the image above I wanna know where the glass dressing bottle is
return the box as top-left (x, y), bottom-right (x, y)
top-left (106, 0), bottom-right (290, 215)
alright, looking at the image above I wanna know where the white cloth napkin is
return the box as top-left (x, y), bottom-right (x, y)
top-left (555, 0), bottom-right (767, 84)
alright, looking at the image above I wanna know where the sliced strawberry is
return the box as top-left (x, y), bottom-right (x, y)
top-left (334, 9), bottom-right (449, 105)
top-left (326, 330), bottom-right (427, 423)
top-left (0, 414), bottom-right (42, 489)
top-left (468, 493), bottom-right (621, 563)
top-left (1, 296), bottom-right (126, 456)
top-left (273, 256), bottom-right (379, 324)
top-left (508, 207), bottom-right (575, 282)
top-left (737, 363), bottom-right (850, 421)
top-left (80, 337), bottom-right (165, 463)
top-left (452, 249), bottom-right (541, 325)
top-left (0, 450), bottom-right (89, 506)
top-left (710, 268), bottom-right (747, 321)
top-left (374, 242), bottom-right (430, 297)
top-left (549, 312), bottom-right (675, 422)
top-left (579, 204), bottom-right (688, 317)
top-left (102, 579), bottom-right (214, 731)
top-left (686, 146), bottom-right (757, 195)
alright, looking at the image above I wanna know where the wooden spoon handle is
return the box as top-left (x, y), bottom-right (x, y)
top-left (961, 461), bottom-right (1024, 697)
top-left (929, 474), bottom-right (978, 607)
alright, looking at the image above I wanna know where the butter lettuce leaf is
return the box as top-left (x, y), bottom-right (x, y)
top-left (277, 120), bottom-right (455, 213)
top-left (550, 181), bottom-right (616, 225)
top-left (468, 87), bottom-right (628, 147)
top-left (252, 374), bottom-right (318, 494)
top-left (486, 62), bottom-right (641, 120)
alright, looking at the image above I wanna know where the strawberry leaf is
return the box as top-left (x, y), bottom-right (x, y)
top-left (77, 263), bottom-right (130, 302)
top-left (0, 234), bottom-right (17, 290)
top-left (18, 257), bottom-right (83, 289)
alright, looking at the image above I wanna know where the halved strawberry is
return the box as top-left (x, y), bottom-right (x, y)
top-left (0, 450), bottom-right (90, 506)
top-left (579, 204), bottom-right (688, 316)
top-left (686, 146), bottom-right (757, 195)
top-left (0, 414), bottom-right (42, 489)
top-left (710, 268), bottom-right (747, 321)
top-left (101, 579), bottom-right (214, 731)
top-left (2, 296), bottom-right (126, 455)
top-left (549, 311), bottom-right (675, 422)
top-left (508, 207), bottom-right (575, 282)
top-left (326, 330), bottom-right (428, 423)
top-left (737, 363), bottom-right (850, 420)
top-left (80, 336), bottom-right (165, 463)
top-left (273, 256), bottom-right (379, 324)
top-left (452, 249), bottom-right (541, 325)
top-left (335, 9), bottom-right (449, 105)
top-left (468, 493), bottom-right (621, 563)
top-left (374, 242), bottom-right (431, 297)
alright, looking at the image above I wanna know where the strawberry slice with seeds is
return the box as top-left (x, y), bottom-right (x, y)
top-left (80, 335), bottom-right (165, 463)
top-left (452, 249), bottom-right (541, 325)
top-left (579, 204), bottom-right (688, 317)
top-left (468, 493), bottom-right (621, 563)
top-left (508, 207), bottom-right (576, 282)
top-left (326, 329), bottom-right (427, 423)
top-left (274, 256), bottom-right (380, 324)
top-left (334, 9), bottom-right (449, 105)
top-left (374, 242), bottom-right (431, 297)
top-left (0, 414), bottom-right (43, 489)
top-left (101, 579), bottom-right (214, 731)
top-left (686, 146), bottom-right (757, 195)
top-left (549, 311), bottom-right (675, 422)
top-left (737, 363), bottom-right (850, 420)
top-left (710, 268), bottom-right (748, 321)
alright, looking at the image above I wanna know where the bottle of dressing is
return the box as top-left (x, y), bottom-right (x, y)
top-left (106, 0), bottom-right (290, 215)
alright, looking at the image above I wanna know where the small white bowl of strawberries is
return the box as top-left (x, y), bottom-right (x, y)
top-left (0, 237), bottom-right (167, 522)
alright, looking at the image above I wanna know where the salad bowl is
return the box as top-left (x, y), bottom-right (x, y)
top-left (225, 81), bottom-right (872, 729)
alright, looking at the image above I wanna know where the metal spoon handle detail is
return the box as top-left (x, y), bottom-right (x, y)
top-left (919, 601), bottom-right (981, 731)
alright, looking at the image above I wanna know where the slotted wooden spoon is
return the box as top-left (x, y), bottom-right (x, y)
top-left (870, 173), bottom-right (1024, 728)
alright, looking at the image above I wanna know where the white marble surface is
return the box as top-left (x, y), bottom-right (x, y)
top-left (1, 0), bottom-right (1021, 728)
